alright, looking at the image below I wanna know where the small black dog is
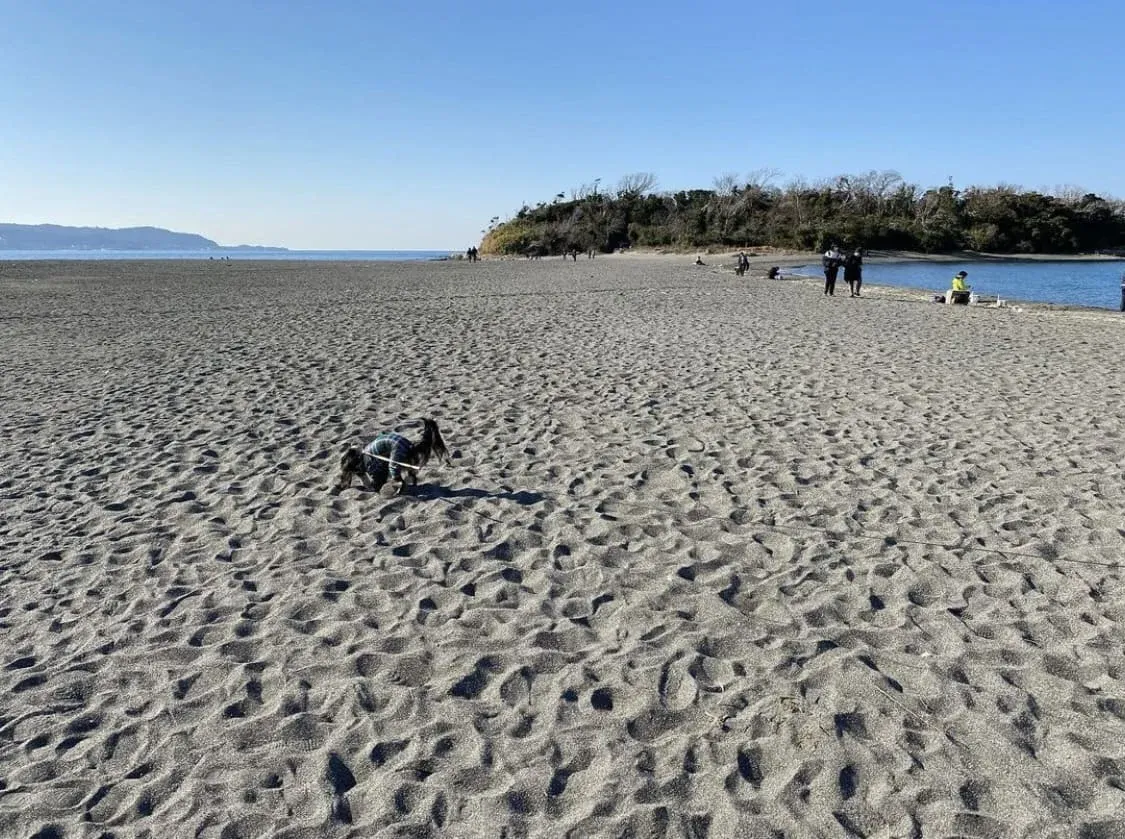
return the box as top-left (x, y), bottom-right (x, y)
top-left (336, 418), bottom-right (451, 494)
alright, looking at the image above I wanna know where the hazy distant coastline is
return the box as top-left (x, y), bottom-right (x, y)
top-left (0, 223), bottom-right (283, 252)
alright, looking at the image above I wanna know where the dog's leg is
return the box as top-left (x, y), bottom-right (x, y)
top-left (395, 471), bottom-right (417, 495)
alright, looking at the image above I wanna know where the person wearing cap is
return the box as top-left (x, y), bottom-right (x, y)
top-left (946, 270), bottom-right (972, 305)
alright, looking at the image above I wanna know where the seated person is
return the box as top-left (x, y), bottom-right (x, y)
top-left (948, 270), bottom-right (971, 303)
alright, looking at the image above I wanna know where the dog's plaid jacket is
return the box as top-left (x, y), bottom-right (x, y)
top-left (363, 433), bottom-right (412, 479)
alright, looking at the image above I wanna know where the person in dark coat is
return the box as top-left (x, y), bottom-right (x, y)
top-left (822, 245), bottom-right (843, 296)
top-left (844, 249), bottom-right (863, 297)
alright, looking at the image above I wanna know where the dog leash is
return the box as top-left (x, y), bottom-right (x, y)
top-left (365, 453), bottom-right (421, 471)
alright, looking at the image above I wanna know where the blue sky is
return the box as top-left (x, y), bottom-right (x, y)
top-left (1, 0), bottom-right (1122, 249)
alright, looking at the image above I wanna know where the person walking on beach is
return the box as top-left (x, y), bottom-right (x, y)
top-left (822, 245), bottom-right (843, 296)
top-left (1120, 271), bottom-right (1124, 312)
top-left (844, 248), bottom-right (863, 297)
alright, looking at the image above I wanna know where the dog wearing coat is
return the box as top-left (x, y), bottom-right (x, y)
top-left (336, 418), bottom-right (451, 494)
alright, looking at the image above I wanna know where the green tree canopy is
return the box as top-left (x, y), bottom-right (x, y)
top-left (479, 172), bottom-right (1125, 256)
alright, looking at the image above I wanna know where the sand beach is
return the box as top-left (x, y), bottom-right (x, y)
top-left (3, 255), bottom-right (1125, 838)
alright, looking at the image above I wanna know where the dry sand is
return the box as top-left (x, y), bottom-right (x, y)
top-left (2, 256), bottom-right (1125, 838)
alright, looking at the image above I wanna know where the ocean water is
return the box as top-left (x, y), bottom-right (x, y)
top-left (0, 249), bottom-right (455, 262)
top-left (797, 259), bottom-right (1125, 310)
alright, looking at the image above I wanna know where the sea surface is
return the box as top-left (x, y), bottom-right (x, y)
top-left (0, 249), bottom-right (454, 262)
top-left (797, 259), bottom-right (1125, 310)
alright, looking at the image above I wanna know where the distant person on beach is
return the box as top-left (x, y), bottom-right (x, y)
top-left (822, 245), bottom-right (843, 296)
top-left (695, 256), bottom-right (706, 266)
top-left (767, 266), bottom-right (781, 280)
top-left (844, 249), bottom-right (863, 297)
top-left (1120, 272), bottom-right (1124, 312)
top-left (736, 251), bottom-right (749, 276)
top-left (947, 270), bottom-right (971, 304)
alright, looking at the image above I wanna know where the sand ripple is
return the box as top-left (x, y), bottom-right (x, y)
top-left (2, 258), bottom-right (1125, 837)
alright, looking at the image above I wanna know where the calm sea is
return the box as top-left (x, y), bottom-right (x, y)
top-left (797, 259), bottom-right (1125, 310)
top-left (0, 249), bottom-right (454, 262)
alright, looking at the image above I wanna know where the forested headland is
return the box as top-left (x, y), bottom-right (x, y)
top-left (479, 172), bottom-right (1125, 257)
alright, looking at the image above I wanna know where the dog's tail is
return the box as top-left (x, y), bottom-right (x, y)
top-left (415, 418), bottom-right (451, 467)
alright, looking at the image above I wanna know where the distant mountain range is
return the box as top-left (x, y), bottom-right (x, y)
top-left (0, 223), bottom-right (283, 251)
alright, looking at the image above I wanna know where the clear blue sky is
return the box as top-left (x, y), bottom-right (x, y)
top-left (2, 0), bottom-right (1122, 249)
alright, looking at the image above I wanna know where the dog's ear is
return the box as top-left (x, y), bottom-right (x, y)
top-left (336, 447), bottom-right (363, 491)
top-left (338, 447), bottom-right (362, 473)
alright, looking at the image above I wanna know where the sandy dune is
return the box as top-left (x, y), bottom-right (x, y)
top-left (2, 256), bottom-right (1125, 838)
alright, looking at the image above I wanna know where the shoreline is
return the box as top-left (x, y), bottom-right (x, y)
top-left (773, 270), bottom-right (1122, 316)
top-left (2, 248), bottom-right (1122, 264)
top-left (606, 249), bottom-right (1125, 313)
top-left (865, 249), bottom-right (1125, 265)
top-left (608, 247), bottom-right (1125, 265)
top-left (3, 251), bottom-right (1121, 313)
top-left (784, 274), bottom-right (1122, 315)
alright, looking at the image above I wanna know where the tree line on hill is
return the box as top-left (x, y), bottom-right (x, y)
top-left (478, 171), bottom-right (1125, 256)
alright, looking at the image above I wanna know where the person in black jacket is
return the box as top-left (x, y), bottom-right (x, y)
top-left (844, 249), bottom-right (863, 297)
top-left (822, 245), bottom-right (843, 296)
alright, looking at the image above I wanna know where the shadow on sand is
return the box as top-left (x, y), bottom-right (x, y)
top-left (412, 485), bottom-right (546, 506)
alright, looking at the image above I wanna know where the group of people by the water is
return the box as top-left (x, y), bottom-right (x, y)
top-left (465, 246), bottom-right (479, 262)
top-left (566, 247), bottom-right (596, 261)
top-left (822, 245), bottom-right (863, 297)
top-left (731, 252), bottom-right (782, 280)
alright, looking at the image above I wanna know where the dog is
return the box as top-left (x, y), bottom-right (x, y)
top-left (336, 418), bottom-right (451, 495)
